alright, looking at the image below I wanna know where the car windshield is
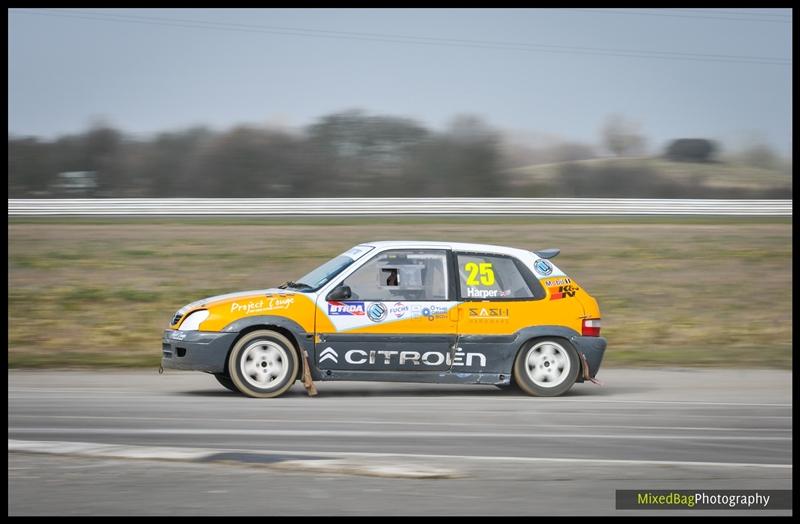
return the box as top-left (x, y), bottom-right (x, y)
top-left (288, 246), bottom-right (374, 291)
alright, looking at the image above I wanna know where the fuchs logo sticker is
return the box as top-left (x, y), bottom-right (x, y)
top-left (328, 301), bottom-right (366, 316)
top-left (390, 302), bottom-right (409, 318)
top-left (367, 302), bottom-right (389, 322)
top-left (534, 259), bottom-right (553, 276)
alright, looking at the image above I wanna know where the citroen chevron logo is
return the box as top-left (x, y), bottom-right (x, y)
top-left (319, 347), bottom-right (338, 364)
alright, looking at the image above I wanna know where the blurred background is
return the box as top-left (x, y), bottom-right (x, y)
top-left (8, 8), bottom-right (792, 199)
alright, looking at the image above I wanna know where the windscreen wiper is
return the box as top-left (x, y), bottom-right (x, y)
top-left (278, 281), bottom-right (312, 290)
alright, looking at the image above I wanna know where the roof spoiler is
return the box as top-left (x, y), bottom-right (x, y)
top-left (533, 248), bottom-right (560, 259)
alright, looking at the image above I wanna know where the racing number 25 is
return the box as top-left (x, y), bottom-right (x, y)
top-left (465, 262), bottom-right (495, 286)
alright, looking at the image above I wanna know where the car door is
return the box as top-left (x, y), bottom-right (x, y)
top-left (314, 248), bottom-right (457, 372)
top-left (453, 251), bottom-right (548, 373)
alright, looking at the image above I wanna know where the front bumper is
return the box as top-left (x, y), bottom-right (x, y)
top-left (571, 335), bottom-right (607, 382)
top-left (161, 329), bottom-right (238, 373)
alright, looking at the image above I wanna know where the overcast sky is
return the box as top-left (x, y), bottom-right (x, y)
top-left (8, 8), bottom-right (793, 154)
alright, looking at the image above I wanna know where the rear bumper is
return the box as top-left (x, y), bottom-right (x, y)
top-left (161, 329), bottom-right (238, 374)
top-left (571, 336), bottom-right (606, 381)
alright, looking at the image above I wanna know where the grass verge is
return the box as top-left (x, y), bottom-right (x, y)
top-left (8, 219), bottom-right (791, 369)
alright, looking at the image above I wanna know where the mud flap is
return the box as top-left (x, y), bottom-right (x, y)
top-left (580, 352), bottom-right (603, 386)
top-left (301, 349), bottom-right (318, 397)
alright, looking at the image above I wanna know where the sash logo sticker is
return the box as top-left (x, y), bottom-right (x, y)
top-left (468, 307), bottom-right (509, 318)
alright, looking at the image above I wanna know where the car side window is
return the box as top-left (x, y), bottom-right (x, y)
top-left (457, 253), bottom-right (534, 299)
top-left (342, 249), bottom-right (448, 301)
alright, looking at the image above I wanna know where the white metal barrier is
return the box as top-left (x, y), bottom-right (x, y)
top-left (7, 198), bottom-right (792, 216)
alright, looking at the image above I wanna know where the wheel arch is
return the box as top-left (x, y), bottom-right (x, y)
top-left (511, 325), bottom-right (582, 368)
top-left (511, 327), bottom-right (583, 395)
top-left (221, 316), bottom-right (309, 379)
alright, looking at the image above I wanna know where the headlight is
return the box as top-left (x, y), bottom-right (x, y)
top-left (178, 310), bottom-right (209, 331)
top-left (171, 308), bottom-right (188, 326)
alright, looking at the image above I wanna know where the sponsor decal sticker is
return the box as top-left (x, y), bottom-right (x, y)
top-left (390, 302), bottom-right (409, 319)
top-left (469, 307), bottom-right (509, 318)
top-left (328, 301), bottom-right (366, 316)
top-left (342, 246), bottom-right (371, 260)
top-left (550, 284), bottom-right (580, 300)
top-left (468, 307), bottom-right (510, 323)
top-left (367, 302), bottom-right (389, 322)
top-left (545, 277), bottom-right (572, 287)
top-left (464, 262), bottom-right (495, 286)
top-left (230, 296), bottom-right (295, 315)
top-left (533, 259), bottom-right (553, 276)
top-left (335, 347), bottom-right (487, 368)
top-left (415, 304), bottom-right (448, 321)
top-left (466, 287), bottom-right (500, 298)
top-left (319, 346), bottom-right (339, 364)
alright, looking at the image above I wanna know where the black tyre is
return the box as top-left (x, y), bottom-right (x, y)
top-left (213, 373), bottom-right (239, 393)
top-left (513, 338), bottom-right (580, 397)
top-left (227, 330), bottom-right (299, 398)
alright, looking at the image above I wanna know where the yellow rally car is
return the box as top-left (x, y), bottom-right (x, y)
top-left (162, 241), bottom-right (605, 398)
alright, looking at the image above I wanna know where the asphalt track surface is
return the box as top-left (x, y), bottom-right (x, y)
top-left (8, 368), bottom-right (793, 515)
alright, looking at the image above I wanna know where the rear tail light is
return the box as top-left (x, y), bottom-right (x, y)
top-left (582, 318), bottom-right (602, 337)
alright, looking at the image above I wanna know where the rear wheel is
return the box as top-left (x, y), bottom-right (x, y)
top-left (513, 338), bottom-right (579, 397)
top-left (213, 373), bottom-right (238, 393)
top-left (227, 330), bottom-right (299, 398)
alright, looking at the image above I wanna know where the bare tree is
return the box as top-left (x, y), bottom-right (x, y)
top-left (600, 114), bottom-right (646, 157)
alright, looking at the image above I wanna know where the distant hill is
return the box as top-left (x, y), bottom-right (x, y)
top-left (506, 157), bottom-right (792, 198)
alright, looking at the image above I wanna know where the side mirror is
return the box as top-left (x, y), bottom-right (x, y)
top-left (327, 285), bottom-right (352, 301)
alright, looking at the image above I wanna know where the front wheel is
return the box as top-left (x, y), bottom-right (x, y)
top-left (227, 330), bottom-right (299, 398)
top-left (513, 338), bottom-right (579, 397)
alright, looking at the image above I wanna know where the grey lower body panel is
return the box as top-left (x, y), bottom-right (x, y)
top-left (317, 370), bottom-right (508, 385)
top-left (453, 330), bottom-right (607, 382)
top-left (571, 336), bottom-right (607, 381)
top-left (316, 336), bottom-right (606, 385)
top-left (161, 329), bottom-right (238, 374)
top-left (160, 326), bottom-right (606, 386)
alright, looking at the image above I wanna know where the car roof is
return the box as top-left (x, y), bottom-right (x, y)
top-left (359, 240), bottom-right (533, 258)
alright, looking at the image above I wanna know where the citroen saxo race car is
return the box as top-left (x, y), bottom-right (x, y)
top-left (162, 241), bottom-right (606, 398)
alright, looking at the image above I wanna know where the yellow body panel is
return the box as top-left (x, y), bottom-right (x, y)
top-left (180, 279), bottom-right (598, 337)
top-left (187, 292), bottom-right (319, 333)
